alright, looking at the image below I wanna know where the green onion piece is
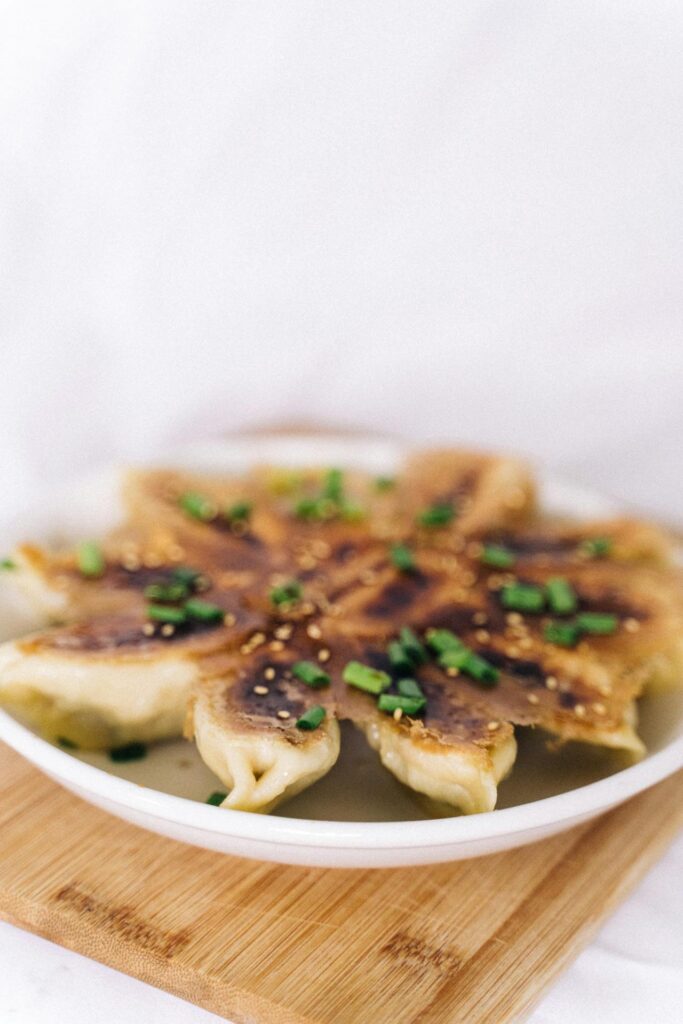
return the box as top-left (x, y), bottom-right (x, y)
top-left (322, 468), bottom-right (344, 503)
top-left (292, 660), bottom-right (331, 688)
top-left (377, 694), bottom-right (426, 716)
top-left (296, 705), bottom-right (327, 730)
top-left (172, 566), bottom-right (202, 588)
top-left (390, 544), bottom-right (415, 572)
top-left (56, 736), bottom-right (78, 750)
top-left (387, 640), bottom-right (413, 674)
top-left (397, 678), bottom-right (424, 699)
top-left (294, 497), bottom-right (329, 521)
top-left (546, 577), bottom-right (578, 616)
top-left (418, 503), bottom-right (456, 528)
top-left (460, 652), bottom-right (499, 686)
top-left (439, 646), bottom-right (471, 670)
top-left (580, 537), bottom-right (613, 558)
top-left (225, 500), bottom-right (252, 523)
top-left (144, 582), bottom-right (188, 603)
top-left (184, 598), bottom-right (225, 623)
top-left (77, 541), bottom-right (105, 578)
top-left (500, 583), bottom-right (545, 613)
top-left (342, 661), bottom-right (391, 694)
top-left (341, 501), bottom-right (365, 523)
top-left (270, 580), bottom-right (302, 606)
top-left (480, 543), bottom-right (516, 569)
top-left (147, 603), bottom-right (187, 624)
top-left (426, 628), bottom-right (466, 656)
top-left (399, 626), bottom-right (428, 664)
top-left (575, 612), bottom-right (618, 635)
top-left (206, 791), bottom-right (227, 806)
top-left (0, 557), bottom-right (15, 570)
top-left (179, 491), bottom-right (216, 521)
top-left (375, 476), bottom-right (396, 491)
top-left (109, 742), bottom-right (147, 763)
top-left (544, 621), bottom-right (582, 647)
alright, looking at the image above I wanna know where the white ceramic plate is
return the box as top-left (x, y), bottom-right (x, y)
top-left (0, 435), bottom-right (681, 868)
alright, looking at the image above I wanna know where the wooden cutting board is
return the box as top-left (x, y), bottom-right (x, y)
top-left (0, 743), bottom-right (681, 1023)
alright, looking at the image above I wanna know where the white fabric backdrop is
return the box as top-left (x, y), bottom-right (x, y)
top-left (1, 2), bottom-right (681, 1021)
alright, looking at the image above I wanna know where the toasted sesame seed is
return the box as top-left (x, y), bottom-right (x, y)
top-left (592, 701), bottom-right (607, 715)
top-left (624, 617), bottom-right (640, 633)
top-left (300, 601), bottom-right (316, 616)
top-left (276, 709), bottom-right (291, 720)
top-left (462, 571), bottom-right (477, 587)
top-left (307, 624), bottom-right (322, 640)
top-left (264, 667), bottom-right (276, 681)
top-left (196, 575), bottom-right (211, 592)
top-left (545, 675), bottom-right (558, 690)
top-left (597, 681), bottom-right (613, 696)
top-left (486, 721), bottom-right (500, 731)
top-left (270, 640), bottom-right (285, 652)
top-left (393, 707), bottom-right (403, 721)
top-left (253, 685), bottom-right (269, 696)
top-left (446, 667), bottom-right (460, 677)
top-left (473, 611), bottom-right (488, 626)
top-left (475, 628), bottom-right (491, 644)
top-left (527, 693), bottom-right (540, 705)
top-left (506, 612), bottom-right (523, 626)
top-left (311, 540), bottom-right (331, 560)
top-left (142, 623), bottom-right (155, 637)
top-left (122, 555), bottom-right (141, 571)
top-left (574, 703), bottom-right (586, 718)
top-left (519, 636), bottom-right (533, 650)
top-left (506, 646), bottom-right (521, 658)
top-left (274, 623), bottom-right (293, 640)
top-left (318, 648), bottom-right (331, 663)
top-left (297, 553), bottom-right (317, 570)
top-left (160, 623), bottom-right (175, 637)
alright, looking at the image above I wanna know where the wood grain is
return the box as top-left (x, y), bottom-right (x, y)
top-left (0, 741), bottom-right (680, 1024)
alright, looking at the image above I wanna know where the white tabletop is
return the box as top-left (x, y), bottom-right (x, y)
top-left (1, 1), bottom-right (682, 1019)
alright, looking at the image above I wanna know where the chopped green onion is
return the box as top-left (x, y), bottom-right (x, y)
top-left (184, 598), bottom-right (225, 623)
top-left (377, 694), bottom-right (426, 716)
top-left (206, 791), bottom-right (227, 806)
top-left (322, 468), bottom-right (344, 502)
top-left (387, 640), bottom-right (413, 674)
top-left (500, 583), bottom-right (545, 613)
top-left (77, 541), bottom-right (105, 579)
top-left (0, 557), bottom-right (15, 570)
top-left (399, 626), bottom-right (428, 664)
top-left (109, 742), bottom-right (147, 763)
top-left (390, 544), bottom-right (415, 572)
top-left (580, 537), bottom-right (613, 558)
top-left (147, 603), bottom-right (187, 624)
top-left (480, 543), bottom-right (516, 570)
top-left (172, 566), bottom-right (202, 588)
top-left (458, 652), bottom-right (499, 686)
top-left (294, 497), bottom-right (333, 521)
top-left (439, 646), bottom-right (471, 670)
top-left (342, 661), bottom-right (391, 694)
top-left (575, 612), bottom-right (618, 635)
top-left (179, 491), bottom-right (216, 521)
top-left (144, 582), bottom-right (188, 603)
top-left (292, 660), bottom-right (330, 688)
top-left (544, 621), bottom-right (582, 647)
top-left (56, 736), bottom-right (78, 750)
top-left (546, 577), bottom-right (578, 616)
top-left (296, 705), bottom-right (327, 730)
top-left (225, 500), bottom-right (252, 523)
top-left (418, 503), bottom-right (456, 528)
top-left (375, 476), bottom-right (396, 491)
top-left (270, 580), bottom-right (302, 606)
top-left (397, 678), bottom-right (424, 699)
top-left (340, 501), bottom-right (366, 523)
top-left (426, 628), bottom-right (466, 656)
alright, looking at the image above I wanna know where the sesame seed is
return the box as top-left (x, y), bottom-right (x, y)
top-left (264, 667), bottom-right (276, 681)
top-left (275, 624), bottom-right (293, 640)
top-left (253, 685), bottom-right (269, 696)
top-left (276, 709), bottom-right (291, 720)
top-left (196, 575), bottom-right (211, 592)
top-left (624, 617), bottom-right (640, 633)
top-left (545, 675), bottom-right (558, 690)
top-left (486, 721), bottom-right (500, 731)
top-left (475, 628), bottom-right (491, 644)
top-left (298, 554), bottom-right (317, 570)
top-left (462, 571), bottom-right (477, 587)
top-left (311, 540), bottom-right (331, 559)
top-left (300, 601), bottom-right (316, 616)
top-left (574, 703), bottom-right (586, 718)
top-left (446, 667), bottom-right (460, 677)
top-left (223, 612), bottom-right (236, 627)
top-left (270, 640), bottom-right (285, 652)
top-left (307, 624), bottom-right (322, 640)
top-left (592, 701), bottom-right (607, 715)
top-left (519, 637), bottom-right (533, 650)
top-left (527, 693), bottom-right (540, 705)
top-left (122, 555), bottom-right (141, 571)
top-left (472, 611), bottom-right (488, 626)
top-left (506, 646), bottom-right (521, 658)
top-left (317, 648), bottom-right (331, 663)
top-left (161, 623), bottom-right (175, 637)
top-left (506, 612), bottom-right (523, 626)
top-left (393, 707), bottom-right (403, 721)
top-left (142, 623), bottom-right (155, 637)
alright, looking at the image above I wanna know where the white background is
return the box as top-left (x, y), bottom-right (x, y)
top-left (1, 1), bottom-right (682, 1021)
